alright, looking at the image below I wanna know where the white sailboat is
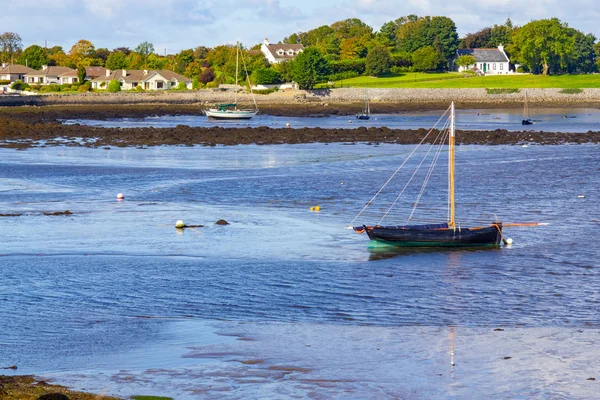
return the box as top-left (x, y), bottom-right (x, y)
top-left (356, 87), bottom-right (370, 120)
top-left (205, 42), bottom-right (258, 120)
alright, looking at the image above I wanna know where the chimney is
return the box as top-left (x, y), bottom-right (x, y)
top-left (1, 63), bottom-right (6, 68)
top-left (106, 69), bottom-right (111, 77)
top-left (42, 65), bottom-right (48, 71)
top-left (122, 69), bottom-right (126, 77)
top-left (498, 44), bottom-right (504, 52)
top-left (264, 38), bottom-right (269, 45)
top-left (143, 69), bottom-right (148, 75)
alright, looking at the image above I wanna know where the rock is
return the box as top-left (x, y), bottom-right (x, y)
top-left (37, 394), bottom-right (70, 400)
top-left (43, 210), bottom-right (73, 216)
top-left (1, 365), bottom-right (17, 369)
top-left (493, 328), bottom-right (504, 331)
top-left (587, 377), bottom-right (596, 381)
top-left (503, 356), bottom-right (512, 360)
top-left (215, 219), bottom-right (229, 225)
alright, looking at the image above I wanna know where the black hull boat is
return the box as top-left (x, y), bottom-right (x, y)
top-left (356, 113), bottom-right (370, 120)
top-left (355, 223), bottom-right (502, 248)
top-left (350, 102), bottom-right (504, 249)
top-left (522, 119), bottom-right (533, 125)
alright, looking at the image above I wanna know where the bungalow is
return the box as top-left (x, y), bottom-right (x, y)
top-left (90, 69), bottom-right (192, 90)
top-left (456, 44), bottom-right (511, 75)
top-left (58, 66), bottom-right (107, 84)
top-left (24, 66), bottom-right (75, 84)
top-left (0, 63), bottom-right (36, 82)
top-left (260, 38), bottom-right (304, 64)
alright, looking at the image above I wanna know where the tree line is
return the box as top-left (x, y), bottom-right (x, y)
top-left (1, 15), bottom-right (599, 90)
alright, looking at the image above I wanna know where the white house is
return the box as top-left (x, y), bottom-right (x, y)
top-left (24, 66), bottom-right (75, 84)
top-left (90, 69), bottom-right (192, 90)
top-left (260, 38), bottom-right (304, 64)
top-left (0, 64), bottom-right (36, 82)
top-left (456, 44), bottom-right (511, 75)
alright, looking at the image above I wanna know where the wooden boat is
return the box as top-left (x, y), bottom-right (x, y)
top-left (351, 102), bottom-right (503, 248)
top-left (522, 91), bottom-right (533, 125)
top-left (205, 42), bottom-right (258, 120)
top-left (355, 88), bottom-right (370, 120)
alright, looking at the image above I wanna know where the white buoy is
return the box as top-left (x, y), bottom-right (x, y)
top-left (117, 193), bottom-right (124, 200)
top-left (175, 220), bottom-right (185, 228)
top-left (522, 144), bottom-right (528, 148)
top-left (286, 123), bottom-right (290, 128)
top-left (578, 195), bottom-right (585, 198)
top-left (506, 238), bottom-right (513, 245)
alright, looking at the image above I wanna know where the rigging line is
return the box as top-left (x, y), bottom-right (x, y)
top-left (409, 126), bottom-right (449, 222)
top-left (349, 105), bottom-right (452, 225)
top-left (239, 44), bottom-right (259, 111)
top-left (378, 118), bottom-right (450, 225)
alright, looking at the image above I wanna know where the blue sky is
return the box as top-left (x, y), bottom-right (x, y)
top-left (4, 0), bottom-right (599, 54)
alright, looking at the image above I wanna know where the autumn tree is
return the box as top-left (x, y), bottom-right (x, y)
top-left (135, 41), bottom-right (154, 67)
top-left (18, 45), bottom-right (49, 69)
top-left (0, 32), bottom-right (23, 63)
top-left (68, 39), bottom-right (97, 68)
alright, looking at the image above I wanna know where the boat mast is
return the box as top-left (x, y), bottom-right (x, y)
top-left (524, 91), bottom-right (529, 119)
top-left (365, 87), bottom-right (369, 115)
top-left (449, 102), bottom-right (456, 229)
top-left (235, 42), bottom-right (239, 110)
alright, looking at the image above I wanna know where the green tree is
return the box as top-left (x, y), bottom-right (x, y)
top-left (77, 64), bottom-right (86, 83)
top-left (135, 41), bottom-right (155, 67)
top-left (292, 47), bottom-right (331, 89)
top-left (177, 81), bottom-right (188, 90)
top-left (568, 31), bottom-right (597, 73)
top-left (273, 60), bottom-right (294, 82)
top-left (0, 32), bottom-right (23, 63)
top-left (365, 45), bottom-right (391, 76)
top-left (511, 18), bottom-right (576, 75)
top-left (252, 68), bottom-right (282, 84)
top-left (17, 45), bottom-right (48, 69)
top-left (396, 16), bottom-right (458, 61)
top-left (106, 51), bottom-right (128, 70)
top-left (456, 54), bottom-right (476, 69)
top-left (331, 18), bottom-right (373, 40)
top-left (107, 79), bottom-right (121, 92)
top-left (411, 46), bottom-right (443, 72)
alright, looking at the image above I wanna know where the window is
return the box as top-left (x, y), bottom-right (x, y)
top-left (287, 49), bottom-right (294, 56)
top-left (132, 82), bottom-right (137, 87)
top-left (493, 63), bottom-right (496, 70)
top-left (157, 81), bottom-right (164, 89)
top-left (500, 63), bottom-right (503, 70)
top-left (277, 49), bottom-right (284, 56)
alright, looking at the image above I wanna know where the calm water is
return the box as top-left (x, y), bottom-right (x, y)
top-left (63, 107), bottom-right (600, 132)
top-left (1, 142), bottom-right (599, 397)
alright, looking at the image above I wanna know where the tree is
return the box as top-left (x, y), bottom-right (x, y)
top-left (113, 47), bottom-right (131, 56)
top-left (107, 79), bottom-right (121, 92)
top-left (396, 16), bottom-right (458, 61)
top-left (411, 46), bottom-right (443, 72)
top-left (568, 31), bottom-right (597, 73)
top-left (331, 18), bottom-right (373, 40)
top-left (365, 45), bottom-right (391, 76)
top-left (184, 61), bottom-right (202, 78)
top-left (68, 39), bottom-right (96, 68)
top-left (135, 41), bottom-right (155, 67)
top-left (0, 32), bottom-right (23, 63)
top-left (17, 45), bottom-right (48, 69)
top-left (292, 47), bottom-right (331, 89)
top-left (456, 54), bottom-right (477, 69)
top-left (273, 60), bottom-right (293, 82)
top-left (252, 68), bottom-right (282, 84)
top-left (77, 64), bottom-right (87, 83)
top-left (95, 48), bottom-right (110, 65)
top-left (106, 51), bottom-right (128, 70)
top-left (511, 18), bottom-right (576, 75)
top-left (199, 67), bottom-right (215, 84)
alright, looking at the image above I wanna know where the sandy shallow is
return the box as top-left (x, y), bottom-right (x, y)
top-left (27, 320), bottom-right (599, 399)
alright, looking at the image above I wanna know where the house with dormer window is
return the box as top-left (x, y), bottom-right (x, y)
top-left (260, 38), bottom-right (304, 64)
top-left (455, 44), bottom-right (511, 75)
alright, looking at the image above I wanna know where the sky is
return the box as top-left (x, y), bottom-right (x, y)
top-left (3, 0), bottom-right (599, 54)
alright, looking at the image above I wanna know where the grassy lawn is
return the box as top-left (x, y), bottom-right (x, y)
top-left (324, 73), bottom-right (600, 88)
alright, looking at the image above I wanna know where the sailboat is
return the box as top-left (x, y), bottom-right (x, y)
top-left (351, 102), bottom-right (503, 248)
top-left (205, 42), bottom-right (258, 120)
top-left (356, 88), bottom-right (370, 120)
top-left (522, 91), bottom-right (533, 125)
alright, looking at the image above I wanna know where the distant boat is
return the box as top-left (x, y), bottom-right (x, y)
top-left (522, 91), bottom-right (533, 125)
top-left (356, 88), bottom-right (370, 120)
top-left (205, 42), bottom-right (258, 120)
top-left (351, 102), bottom-right (503, 249)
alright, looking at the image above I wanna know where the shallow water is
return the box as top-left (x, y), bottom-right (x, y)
top-left (63, 107), bottom-right (600, 132)
top-left (1, 143), bottom-right (599, 398)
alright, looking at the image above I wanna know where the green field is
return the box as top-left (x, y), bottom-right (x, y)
top-left (324, 73), bottom-right (600, 88)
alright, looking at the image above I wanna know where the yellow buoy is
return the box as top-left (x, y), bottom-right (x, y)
top-left (315, 205), bottom-right (320, 211)
top-left (309, 207), bottom-right (315, 211)
top-left (506, 238), bottom-right (513, 245)
top-left (286, 123), bottom-right (290, 128)
top-left (175, 220), bottom-right (185, 228)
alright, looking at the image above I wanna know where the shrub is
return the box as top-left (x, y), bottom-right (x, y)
top-left (60, 84), bottom-right (72, 91)
top-left (331, 59), bottom-right (366, 75)
top-left (559, 88), bottom-right (583, 94)
top-left (47, 84), bottom-right (60, 92)
top-left (192, 77), bottom-right (199, 90)
top-left (135, 85), bottom-right (144, 92)
top-left (100, 82), bottom-right (106, 88)
top-left (0, 79), bottom-right (11, 85)
top-left (328, 71), bottom-right (359, 81)
top-left (486, 88), bottom-right (520, 94)
top-left (365, 46), bottom-right (391, 76)
top-left (516, 66), bottom-right (529, 73)
top-left (10, 80), bottom-right (25, 90)
top-left (78, 83), bottom-right (91, 93)
top-left (253, 87), bottom-right (279, 95)
top-left (390, 66), bottom-right (412, 74)
top-left (177, 81), bottom-right (188, 90)
top-left (107, 79), bottom-right (121, 92)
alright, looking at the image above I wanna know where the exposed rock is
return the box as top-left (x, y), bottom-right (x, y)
top-left (215, 219), bottom-right (230, 225)
top-left (43, 210), bottom-right (73, 216)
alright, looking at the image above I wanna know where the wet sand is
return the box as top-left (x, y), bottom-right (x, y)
top-left (1, 105), bottom-right (599, 148)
